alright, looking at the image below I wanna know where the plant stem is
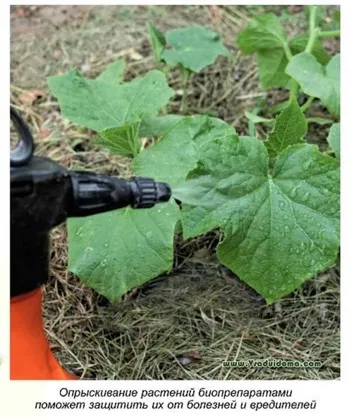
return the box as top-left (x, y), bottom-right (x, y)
top-left (290, 80), bottom-right (299, 100)
top-left (290, 6), bottom-right (319, 109)
top-left (301, 96), bottom-right (314, 112)
top-left (305, 6), bottom-right (319, 53)
top-left (282, 42), bottom-right (293, 62)
top-left (180, 67), bottom-right (190, 114)
top-left (318, 29), bottom-right (341, 38)
top-left (282, 41), bottom-right (299, 100)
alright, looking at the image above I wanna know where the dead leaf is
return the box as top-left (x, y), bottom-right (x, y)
top-left (193, 247), bottom-right (211, 259)
top-left (129, 49), bottom-right (144, 61)
top-left (53, 49), bottom-right (63, 58)
top-left (38, 126), bottom-right (51, 140)
top-left (188, 349), bottom-right (201, 360)
top-left (293, 338), bottom-right (304, 349)
top-left (287, 6), bottom-right (303, 13)
top-left (200, 308), bottom-right (217, 327)
top-left (13, 6), bottom-right (31, 18)
top-left (18, 89), bottom-right (46, 106)
top-left (174, 350), bottom-right (201, 366)
top-left (80, 63), bottom-right (91, 73)
top-left (208, 6), bottom-right (222, 24)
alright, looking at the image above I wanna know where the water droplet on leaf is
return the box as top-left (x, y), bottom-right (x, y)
top-left (291, 187), bottom-right (298, 198)
top-left (300, 192), bottom-right (310, 202)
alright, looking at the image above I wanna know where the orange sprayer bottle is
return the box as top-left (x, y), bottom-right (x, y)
top-left (10, 107), bottom-right (171, 380)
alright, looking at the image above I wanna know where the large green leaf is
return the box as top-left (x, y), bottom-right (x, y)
top-left (68, 201), bottom-right (180, 302)
top-left (161, 25), bottom-right (230, 72)
top-left (327, 123), bottom-right (340, 159)
top-left (147, 22), bottom-right (167, 66)
top-left (286, 53), bottom-right (340, 117)
top-left (48, 69), bottom-right (174, 132)
top-left (96, 59), bottom-right (125, 84)
top-left (133, 115), bottom-right (236, 187)
top-left (174, 136), bottom-right (340, 303)
top-left (265, 96), bottom-right (307, 157)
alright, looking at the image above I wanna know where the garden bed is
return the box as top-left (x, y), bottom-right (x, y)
top-left (10, 5), bottom-right (340, 379)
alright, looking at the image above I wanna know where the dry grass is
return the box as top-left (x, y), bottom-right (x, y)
top-left (45, 225), bottom-right (340, 380)
top-left (11, 5), bottom-right (340, 380)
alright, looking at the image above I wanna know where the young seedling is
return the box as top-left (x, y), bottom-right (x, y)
top-left (148, 24), bottom-right (231, 114)
top-left (237, 6), bottom-right (340, 130)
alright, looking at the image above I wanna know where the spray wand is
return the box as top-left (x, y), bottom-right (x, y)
top-left (10, 107), bottom-right (172, 379)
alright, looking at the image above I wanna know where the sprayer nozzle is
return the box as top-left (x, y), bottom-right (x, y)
top-left (130, 177), bottom-right (172, 208)
top-left (157, 182), bottom-right (172, 203)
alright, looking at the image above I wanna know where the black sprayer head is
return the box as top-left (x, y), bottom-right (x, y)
top-left (69, 173), bottom-right (171, 216)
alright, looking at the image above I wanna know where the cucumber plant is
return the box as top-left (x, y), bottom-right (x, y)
top-left (238, 6), bottom-right (340, 130)
top-left (48, 5), bottom-right (340, 303)
top-left (148, 23), bottom-right (231, 113)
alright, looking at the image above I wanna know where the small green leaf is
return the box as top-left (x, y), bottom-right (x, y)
top-left (96, 59), bottom-right (125, 84)
top-left (174, 137), bottom-right (339, 303)
top-left (68, 201), bottom-right (180, 302)
top-left (48, 69), bottom-right (174, 132)
top-left (237, 13), bottom-right (288, 54)
top-left (333, 9), bottom-right (340, 24)
top-left (286, 53), bottom-right (340, 117)
top-left (147, 22), bottom-right (167, 67)
top-left (257, 48), bottom-right (290, 88)
top-left (162, 25), bottom-right (230, 73)
top-left (265, 97), bottom-right (307, 157)
top-left (96, 121), bottom-right (141, 158)
top-left (327, 123), bottom-right (340, 159)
